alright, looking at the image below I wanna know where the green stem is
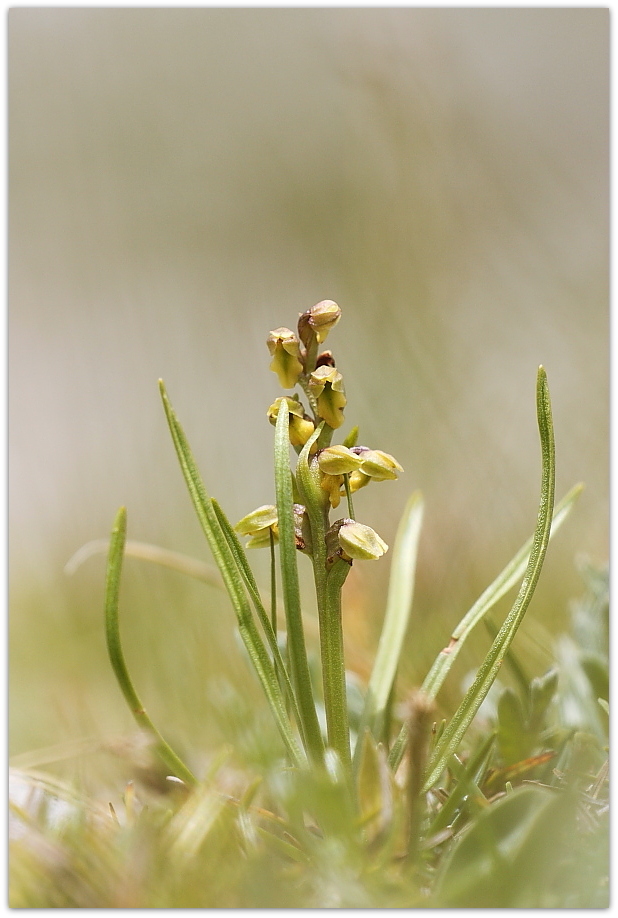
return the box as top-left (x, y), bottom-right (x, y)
top-left (297, 428), bottom-right (352, 773)
top-left (322, 558), bottom-right (353, 772)
top-left (343, 473), bottom-right (355, 520)
top-left (104, 507), bottom-right (198, 787)
top-left (316, 423), bottom-right (334, 451)
top-left (303, 333), bottom-right (319, 378)
top-left (298, 375), bottom-right (320, 419)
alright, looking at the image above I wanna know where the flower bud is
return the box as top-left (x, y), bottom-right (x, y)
top-left (298, 300), bottom-right (341, 346)
top-left (315, 350), bottom-right (336, 369)
top-left (342, 425), bottom-right (359, 449)
top-left (317, 445), bottom-right (363, 476)
top-left (308, 366), bottom-right (346, 429)
top-left (337, 520), bottom-right (388, 561)
top-left (267, 327), bottom-right (304, 388)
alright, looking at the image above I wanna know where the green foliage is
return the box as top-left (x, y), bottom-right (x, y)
top-left (10, 302), bottom-right (607, 907)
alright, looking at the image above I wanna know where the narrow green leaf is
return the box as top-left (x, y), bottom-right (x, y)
top-left (482, 618), bottom-right (530, 698)
top-left (356, 729), bottom-right (393, 838)
top-left (211, 498), bottom-right (303, 730)
top-left (67, 537), bottom-right (225, 588)
top-left (597, 697), bottom-right (609, 717)
top-left (159, 381), bottom-right (306, 769)
top-left (354, 491), bottom-right (424, 764)
top-left (428, 732), bottom-right (494, 837)
top-left (529, 668), bottom-right (559, 730)
top-left (342, 425), bottom-right (359, 449)
top-left (274, 405), bottom-right (324, 763)
top-left (497, 687), bottom-right (532, 765)
top-left (423, 482), bottom-right (582, 702)
top-left (104, 506), bottom-right (197, 786)
top-left (388, 482), bottom-right (580, 772)
top-left (433, 784), bottom-right (571, 908)
top-left (420, 366), bottom-right (556, 791)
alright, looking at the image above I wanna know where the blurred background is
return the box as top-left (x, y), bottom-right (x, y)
top-left (9, 9), bottom-right (608, 787)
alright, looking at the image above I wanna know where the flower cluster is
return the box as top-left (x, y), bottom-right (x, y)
top-left (317, 445), bottom-right (403, 509)
top-left (237, 301), bottom-right (403, 564)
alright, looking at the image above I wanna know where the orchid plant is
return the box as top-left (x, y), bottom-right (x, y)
top-left (103, 299), bottom-right (583, 833)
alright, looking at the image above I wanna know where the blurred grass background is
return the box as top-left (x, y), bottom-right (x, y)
top-left (9, 8), bottom-right (608, 792)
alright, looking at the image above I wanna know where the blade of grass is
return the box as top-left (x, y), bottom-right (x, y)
top-left (274, 405), bottom-right (324, 764)
top-left (421, 483), bottom-right (582, 703)
top-left (211, 498), bottom-right (303, 731)
top-left (353, 491), bottom-right (424, 767)
top-left (427, 732), bottom-right (495, 837)
top-left (104, 506), bottom-right (197, 786)
top-left (159, 381), bottom-right (306, 769)
top-left (420, 366), bottom-right (556, 791)
top-left (66, 538), bottom-right (224, 587)
top-left (388, 482), bottom-right (580, 772)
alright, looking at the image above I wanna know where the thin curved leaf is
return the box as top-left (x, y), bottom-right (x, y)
top-left (104, 506), bottom-right (197, 786)
top-left (159, 381), bottom-right (306, 769)
top-left (423, 367), bottom-right (556, 790)
top-left (420, 367), bottom-right (556, 791)
top-left (354, 491), bottom-right (424, 764)
top-left (388, 481), bottom-right (580, 772)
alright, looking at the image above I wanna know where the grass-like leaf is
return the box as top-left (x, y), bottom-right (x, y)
top-left (104, 506), bottom-right (198, 786)
top-left (354, 491), bottom-right (424, 764)
top-left (427, 732), bottom-right (495, 837)
top-left (211, 498), bottom-right (303, 729)
top-left (159, 381), bottom-right (306, 769)
top-left (67, 537), bottom-right (224, 587)
top-left (420, 367), bottom-right (556, 791)
top-left (388, 483), bottom-right (580, 772)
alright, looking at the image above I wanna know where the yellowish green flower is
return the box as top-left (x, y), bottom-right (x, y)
top-left (267, 327), bottom-right (304, 388)
top-left (267, 396), bottom-right (315, 447)
top-left (347, 447), bottom-right (404, 490)
top-left (337, 519), bottom-right (388, 561)
top-left (357, 448), bottom-right (403, 481)
top-left (308, 366), bottom-right (346, 429)
top-left (348, 470), bottom-right (372, 493)
top-left (320, 473), bottom-right (344, 509)
top-left (235, 504), bottom-right (279, 548)
top-left (317, 444), bottom-right (363, 476)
